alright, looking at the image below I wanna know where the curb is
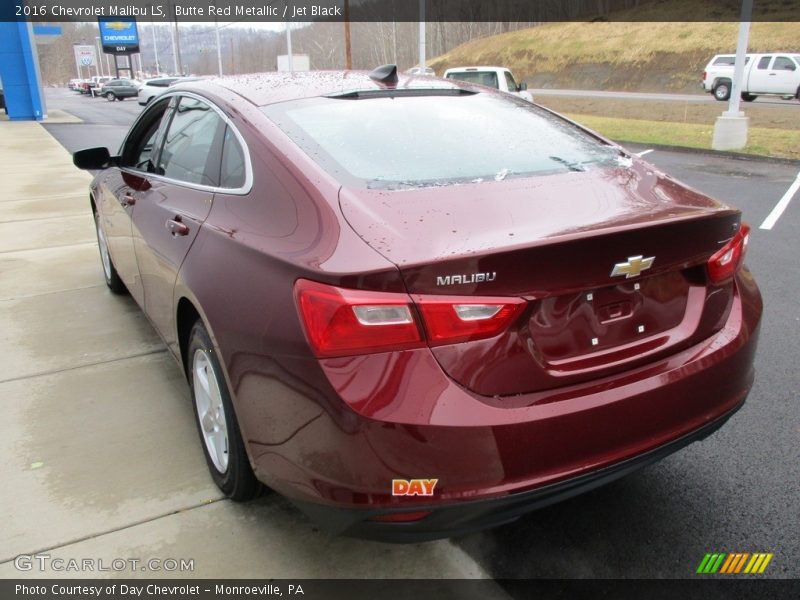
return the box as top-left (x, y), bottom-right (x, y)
top-left (619, 141), bottom-right (800, 167)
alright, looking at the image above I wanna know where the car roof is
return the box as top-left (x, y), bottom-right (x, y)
top-left (444, 66), bottom-right (510, 72)
top-left (179, 70), bottom-right (468, 107)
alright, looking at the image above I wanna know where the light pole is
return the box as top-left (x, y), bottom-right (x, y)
top-left (712, 0), bottom-right (753, 150)
top-left (95, 37), bottom-right (104, 77)
top-left (286, 22), bottom-right (293, 73)
top-left (214, 9), bottom-right (223, 76)
top-left (418, 0), bottom-right (426, 73)
top-left (151, 23), bottom-right (160, 74)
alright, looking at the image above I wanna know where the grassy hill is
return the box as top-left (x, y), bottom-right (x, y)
top-left (429, 4), bottom-right (800, 93)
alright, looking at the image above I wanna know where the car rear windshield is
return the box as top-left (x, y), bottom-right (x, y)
top-left (712, 56), bottom-right (751, 66)
top-left (262, 93), bottom-right (619, 189)
top-left (445, 71), bottom-right (499, 88)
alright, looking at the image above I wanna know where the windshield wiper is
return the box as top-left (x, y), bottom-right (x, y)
top-left (548, 156), bottom-right (586, 172)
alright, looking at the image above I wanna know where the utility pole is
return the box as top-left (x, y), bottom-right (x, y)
top-left (712, 0), bottom-right (753, 150)
top-left (344, 0), bottom-right (352, 69)
top-left (418, 0), bottom-right (426, 73)
top-left (392, 21), bottom-right (397, 65)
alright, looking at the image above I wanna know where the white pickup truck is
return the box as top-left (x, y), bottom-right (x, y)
top-left (703, 53), bottom-right (800, 102)
top-left (443, 66), bottom-right (533, 102)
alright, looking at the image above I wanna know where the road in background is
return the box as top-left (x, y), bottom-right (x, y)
top-left (38, 87), bottom-right (800, 579)
top-left (532, 87), bottom-right (800, 107)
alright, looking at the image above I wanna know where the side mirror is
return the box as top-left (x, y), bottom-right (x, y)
top-left (518, 82), bottom-right (528, 91)
top-left (73, 147), bottom-right (114, 170)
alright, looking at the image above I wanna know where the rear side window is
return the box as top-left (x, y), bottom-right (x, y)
top-left (264, 93), bottom-right (619, 189)
top-left (757, 56), bottom-right (772, 69)
top-left (219, 126), bottom-right (246, 189)
top-left (774, 57), bottom-right (796, 71)
top-left (446, 71), bottom-right (499, 89)
top-left (158, 97), bottom-right (225, 186)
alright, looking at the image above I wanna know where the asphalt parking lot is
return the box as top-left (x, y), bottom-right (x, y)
top-left (2, 87), bottom-right (798, 581)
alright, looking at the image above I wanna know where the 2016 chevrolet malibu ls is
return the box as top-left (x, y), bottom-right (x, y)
top-left (73, 66), bottom-right (761, 542)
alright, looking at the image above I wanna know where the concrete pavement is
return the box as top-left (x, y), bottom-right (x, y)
top-left (0, 118), bottom-right (491, 579)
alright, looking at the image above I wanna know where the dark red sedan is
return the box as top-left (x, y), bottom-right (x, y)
top-left (73, 66), bottom-right (761, 541)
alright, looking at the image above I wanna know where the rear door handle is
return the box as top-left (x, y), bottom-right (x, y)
top-left (166, 218), bottom-right (190, 237)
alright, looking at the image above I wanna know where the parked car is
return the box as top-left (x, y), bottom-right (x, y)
top-left (137, 77), bottom-right (180, 105)
top-left (73, 67), bottom-right (761, 541)
top-left (68, 78), bottom-right (85, 92)
top-left (703, 53), bottom-right (800, 101)
top-left (87, 76), bottom-right (113, 97)
top-left (138, 76), bottom-right (204, 105)
top-left (444, 65), bottom-right (533, 101)
top-left (405, 66), bottom-right (436, 76)
top-left (98, 78), bottom-right (139, 101)
top-left (76, 76), bottom-right (112, 95)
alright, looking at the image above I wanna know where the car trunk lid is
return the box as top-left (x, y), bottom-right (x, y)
top-left (339, 162), bottom-right (742, 396)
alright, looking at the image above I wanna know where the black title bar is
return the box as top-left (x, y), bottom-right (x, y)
top-left (5, 0), bottom-right (800, 23)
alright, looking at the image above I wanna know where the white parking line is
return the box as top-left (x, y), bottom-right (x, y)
top-left (636, 149), bottom-right (654, 156)
top-left (760, 171), bottom-right (800, 230)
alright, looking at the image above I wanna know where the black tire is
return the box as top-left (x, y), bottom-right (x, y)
top-left (713, 81), bottom-right (731, 101)
top-left (741, 93), bottom-right (757, 102)
top-left (105, 92), bottom-right (116, 101)
top-left (92, 209), bottom-right (127, 294)
top-left (187, 321), bottom-right (261, 501)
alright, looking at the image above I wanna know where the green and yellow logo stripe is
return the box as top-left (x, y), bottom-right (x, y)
top-left (696, 552), bottom-right (773, 574)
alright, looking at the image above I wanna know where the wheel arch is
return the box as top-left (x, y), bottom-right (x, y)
top-left (176, 296), bottom-right (202, 377)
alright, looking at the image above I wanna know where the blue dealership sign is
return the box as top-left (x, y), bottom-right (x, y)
top-left (98, 17), bottom-right (139, 55)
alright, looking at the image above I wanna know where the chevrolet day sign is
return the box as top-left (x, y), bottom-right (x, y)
top-left (98, 17), bottom-right (139, 55)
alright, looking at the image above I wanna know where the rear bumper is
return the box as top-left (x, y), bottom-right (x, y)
top-left (294, 400), bottom-right (743, 542)
top-left (243, 271), bottom-right (761, 539)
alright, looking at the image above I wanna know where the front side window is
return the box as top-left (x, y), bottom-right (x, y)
top-left (158, 97), bottom-right (225, 186)
top-left (264, 93), bottom-right (619, 189)
top-left (120, 98), bottom-right (171, 171)
top-left (504, 71), bottom-right (518, 91)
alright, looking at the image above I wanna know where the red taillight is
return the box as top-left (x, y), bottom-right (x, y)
top-left (294, 279), bottom-right (423, 358)
top-left (369, 511), bottom-right (432, 522)
top-left (413, 295), bottom-right (527, 346)
top-left (294, 280), bottom-right (527, 358)
top-left (707, 223), bottom-right (750, 284)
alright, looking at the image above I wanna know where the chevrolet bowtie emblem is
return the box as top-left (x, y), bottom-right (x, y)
top-left (611, 255), bottom-right (655, 279)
